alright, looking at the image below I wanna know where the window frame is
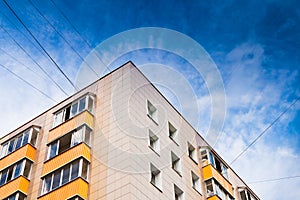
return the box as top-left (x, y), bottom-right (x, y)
top-left (171, 151), bottom-right (182, 176)
top-left (150, 163), bottom-right (162, 191)
top-left (148, 129), bottom-right (160, 155)
top-left (188, 142), bottom-right (198, 164)
top-left (147, 100), bottom-right (158, 123)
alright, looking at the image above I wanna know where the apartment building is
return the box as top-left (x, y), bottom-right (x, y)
top-left (0, 61), bottom-right (260, 200)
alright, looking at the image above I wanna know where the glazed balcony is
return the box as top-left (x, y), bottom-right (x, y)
top-left (0, 144), bottom-right (36, 171)
top-left (202, 164), bottom-right (234, 196)
top-left (42, 143), bottom-right (90, 176)
top-left (48, 111), bottom-right (94, 143)
top-left (0, 176), bottom-right (29, 199)
top-left (38, 178), bottom-right (88, 200)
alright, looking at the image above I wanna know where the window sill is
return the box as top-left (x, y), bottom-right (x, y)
top-left (147, 114), bottom-right (158, 125)
top-left (148, 146), bottom-right (160, 156)
top-left (150, 182), bottom-right (163, 193)
top-left (169, 136), bottom-right (179, 146)
top-left (192, 186), bottom-right (202, 196)
top-left (172, 168), bottom-right (182, 177)
top-left (189, 156), bottom-right (198, 165)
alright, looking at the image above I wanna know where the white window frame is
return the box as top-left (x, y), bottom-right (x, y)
top-left (191, 171), bottom-right (202, 194)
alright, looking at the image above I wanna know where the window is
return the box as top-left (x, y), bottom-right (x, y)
top-left (171, 152), bottom-right (181, 175)
top-left (174, 184), bottom-right (184, 200)
top-left (205, 179), bottom-right (234, 200)
top-left (191, 171), bottom-right (201, 194)
top-left (3, 192), bottom-right (27, 200)
top-left (168, 122), bottom-right (178, 143)
top-left (201, 148), bottom-right (228, 180)
top-left (0, 159), bottom-right (32, 186)
top-left (240, 189), bottom-right (258, 200)
top-left (150, 163), bottom-right (162, 190)
top-left (53, 94), bottom-right (95, 127)
top-left (147, 100), bottom-right (158, 123)
top-left (41, 159), bottom-right (89, 195)
top-left (47, 125), bottom-right (91, 159)
top-left (149, 129), bottom-right (159, 154)
top-left (0, 127), bottom-right (40, 158)
top-left (188, 142), bottom-right (198, 163)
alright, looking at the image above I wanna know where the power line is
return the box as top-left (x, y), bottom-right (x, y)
top-left (248, 175), bottom-right (300, 184)
top-left (230, 95), bottom-right (300, 165)
top-left (3, 0), bottom-right (78, 91)
top-left (28, 0), bottom-right (101, 78)
top-left (49, 0), bottom-right (112, 72)
top-left (0, 23), bottom-right (69, 96)
top-left (0, 63), bottom-right (57, 103)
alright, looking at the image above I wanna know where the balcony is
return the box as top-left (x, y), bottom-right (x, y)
top-left (0, 176), bottom-right (30, 199)
top-left (48, 111), bottom-right (94, 143)
top-left (202, 164), bottom-right (234, 196)
top-left (0, 144), bottom-right (36, 171)
top-left (42, 143), bottom-right (90, 176)
top-left (38, 178), bottom-right (88, 200)
top-left (208, 195), bottom-right (222, 200)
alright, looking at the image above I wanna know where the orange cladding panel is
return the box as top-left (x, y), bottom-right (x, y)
top-left (0, 144), bottom-right (36, 171)
top-left (202, 164), bottom-right (234, 196)
top-left (208, 195), bottom-right (222, 200)
top-left (0, 176), bottom-right (30, 199)
top-left (42, 143), bottom-right (90, 176)
top-left (48, 111), bottom-right (94, 143)
top-left (38, 178), bottom-right (88, 200)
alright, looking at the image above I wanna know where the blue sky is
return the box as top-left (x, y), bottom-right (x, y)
top-left (0, 0), bottom-right (299, 199)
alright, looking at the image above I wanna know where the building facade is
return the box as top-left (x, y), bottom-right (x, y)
top-left (0, 61), bottom-right (259, 200)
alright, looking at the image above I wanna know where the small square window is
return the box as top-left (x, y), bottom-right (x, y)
top-left (191, 171), bottom-right (202, 194)
top-left (171, 152), bottom-right (181, 175)
top-left (174, 184), bottom-right (184, 200)
top-left (149, 130), bottom-right (160, 154)
top-left (150, 163), bottom-right (162, 190)
top-left (188, 142), bottom-right (198, 163)
top-left (168, 122), bottom-right (178, 143)
top-left (147, 100), bottom-right (158, 123)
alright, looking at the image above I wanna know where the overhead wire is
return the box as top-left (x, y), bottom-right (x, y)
top-left (0, 63), bottom-right (58, 103)
top-left (28, 0), bottom-right (101, 78)
top-left (3, 0), bottom-right (78, 91)
top-left (248, 175), bottom-right (300, 184)
top-left (230, 95), bottom-right (300, 165)
top-left (49, 0), bottom-right (112, 72)
top-left (0, 22), bottom-right (69, 96)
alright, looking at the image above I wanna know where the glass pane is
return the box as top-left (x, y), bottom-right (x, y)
top-left (72, 129), bottom-right (83, 146)
top-left (22, 131), bottom-right (29, 146)
top-left (78, 98), bottom-right (86, 112)
top-left (43, 176), bottom-right (52, 194)
top-left (62, 165), bottom-right (70, 185)
top-left (0, 143), bottom-right (8, 158)
top-left (71, 161), bottom-right (79, 180)
top-left (88, 96), bottom-right (94, 112)
top-left (13, 162), bottom-right (23, 178)
top-left (0, 169), bottom-right (8, 185)
top-left (52, 171), bottom-right (61, 190)
top-left (53, 110), bottom-right (63, 127)
top-left (8, 139), bottom-right (15, 154)
top-left (71, 103), bottom-right (78, 116)
top-left (23, 160), bottom-right (31, 178)
top-left (49, 142), bottom-right (58, 159)
top-left (84, 128), bottom-right (91, 145)
top-left (8, 194), bottom-right (16, 200)
top-left (30, 128), bottom-right (38, 146)
top-left (15, 135), bottom-right (23, 149)
top-left (82, 160), bottom-right (88, 179)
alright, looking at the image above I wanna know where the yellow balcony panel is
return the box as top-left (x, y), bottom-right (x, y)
top-left (42, 143), bottom-right (90, 176)
top-left (39, 178), bottom-right (88, 200)
top-left (208, 195), bottom-right (222, 200)
top-left (0, 144), bottom-right (36, 171)
top-left (0, 176), bottom-right (30, 199)
top-left (48, 111), bottom-right (94, 143)
top-left (202, 164), bottom-right (234, 196)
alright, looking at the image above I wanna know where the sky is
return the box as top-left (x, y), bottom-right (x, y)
top-left (0, 0), bottom-right (299, 199)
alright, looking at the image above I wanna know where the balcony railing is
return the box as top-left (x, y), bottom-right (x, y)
top-left (0, 144), bottom-right (36, 171)
top-left (42, 143), bottom-right (90, 176)
top-left (0, 176), bottom-right (30, 199)
top-left (38, 178), bottom-right (88, 200)
top-left (202, 164), bottom-right (234, 196)
top-left (48, 111), bottom-right (94, 143)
